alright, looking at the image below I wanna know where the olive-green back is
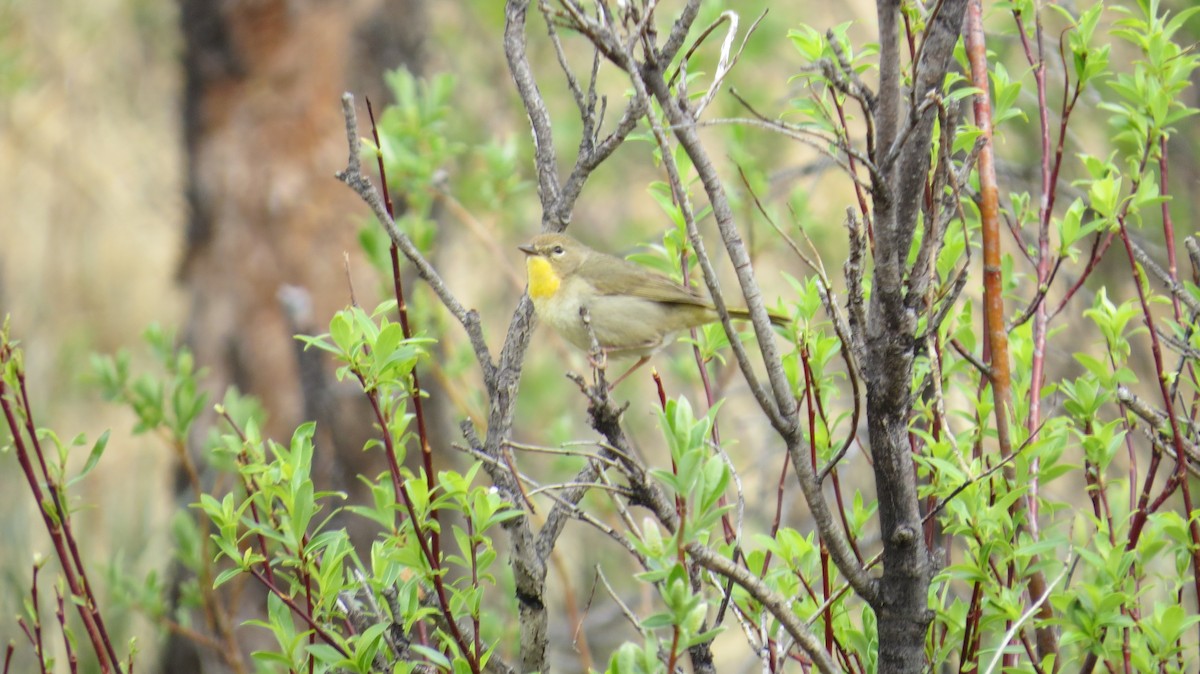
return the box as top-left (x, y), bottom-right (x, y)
top-left (577, 251), bottom-right (712, 308)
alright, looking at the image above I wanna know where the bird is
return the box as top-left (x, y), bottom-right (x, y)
top-left (519, 233), bottom-right (788, 388)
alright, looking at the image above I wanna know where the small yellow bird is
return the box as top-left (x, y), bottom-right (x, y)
top-left (519, 233), bottom-right (788, 387)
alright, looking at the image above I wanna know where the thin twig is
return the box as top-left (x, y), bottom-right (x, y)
top-left (335, 94), bottom-right (498, 387)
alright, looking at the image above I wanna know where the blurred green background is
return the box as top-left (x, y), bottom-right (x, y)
top-left (3, 0), bottom-right (1199, 670)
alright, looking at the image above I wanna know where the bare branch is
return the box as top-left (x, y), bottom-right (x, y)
top-left (506, 1), bottom-right (564, 217)
top-left (335, 94), bottom-right (497, 388)
top-left (699, 114), bottom-right (878, 193)
top-left (685, 543), bottom-right (840, 674)
top-left (1118, 386), bottom-right (1200, 464)
top-left (627, 22), bottom-right (882, 608)
top-left (1130, 235), bottom-right (1200, 315)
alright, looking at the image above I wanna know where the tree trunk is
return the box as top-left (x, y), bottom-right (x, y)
top-left (165, 1), bottom-right (426, 671)
top-left (866, 0), bottom-right (969, 670)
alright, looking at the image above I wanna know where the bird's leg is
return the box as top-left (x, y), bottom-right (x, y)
top-left (587, 348), bottom-right (608, 371)
top-left (607, 355), bottom-right (651, 390)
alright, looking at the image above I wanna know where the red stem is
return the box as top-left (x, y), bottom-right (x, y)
top-left (958, 581), bottom-right (983, 672)
top-left (677, 244), bottom-right (738, 544)
top-left (55, 586), bottom-right (79, 674)
top-left (362, 384), bottom-right (477, 669)
top-left (15, 376), bottom-right (123, 668)
top-left (0, 370), bottom-right (117, 673)
top-left (1016, 4), bottom-right (1051, 537)
top-left (1153, 137), bottom-right (1200, 628)
top-left (832, 95), bottom-right (873, 241)
top-left (32, 563), bottom-right (44, 667)
top-left (364, 98), bottom-right (442, 550)
top-left (219, 411), bottom-right (278, 588)
top-left (362, 99), bottom-right (479, 672)
top-left (759, 445), bottom-right (791, 577)
top-left (1114, 212), bottom-right (1200, 594)
top-left (247, 567), bottom-right (350, 659)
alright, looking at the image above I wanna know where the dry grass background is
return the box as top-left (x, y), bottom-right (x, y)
top-left (0, 0), bottom-right (187, 665)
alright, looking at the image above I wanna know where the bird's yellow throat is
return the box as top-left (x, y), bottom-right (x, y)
top-left (526, 256), bottom-right (561, 300)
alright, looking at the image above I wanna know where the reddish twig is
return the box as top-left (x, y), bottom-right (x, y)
top-left (966, 2), bottom-right (1060, 664)
top-left (0, 341), bottom-right (121, 673)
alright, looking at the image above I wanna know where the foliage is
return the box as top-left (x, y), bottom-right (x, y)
top-left (3, 1), bottom-right (1200, 673)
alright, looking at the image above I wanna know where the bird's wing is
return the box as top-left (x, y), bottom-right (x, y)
top-left (582, 254), bottom-right (712, 307)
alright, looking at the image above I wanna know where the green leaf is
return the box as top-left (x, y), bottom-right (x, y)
top-left (330, 312), bottom-right (355, 354)
top-left (67, 430), bottom-right (110, 487)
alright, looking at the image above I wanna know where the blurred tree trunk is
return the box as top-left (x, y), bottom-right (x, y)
top-left (165, 1), bottom-right (426, 671)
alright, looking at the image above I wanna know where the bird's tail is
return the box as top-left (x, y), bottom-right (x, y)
top-left (725, 306), bottom-right (790, 327)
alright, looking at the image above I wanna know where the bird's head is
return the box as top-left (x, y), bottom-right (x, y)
top-left (518, 233), bottom-right (590, 300)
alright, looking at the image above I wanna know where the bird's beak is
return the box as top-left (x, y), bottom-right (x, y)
top-left (518, 243), bottom-right (538, 256)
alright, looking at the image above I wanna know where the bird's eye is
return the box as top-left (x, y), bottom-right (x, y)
top-left (552, 246), bottom-right (565, 255)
